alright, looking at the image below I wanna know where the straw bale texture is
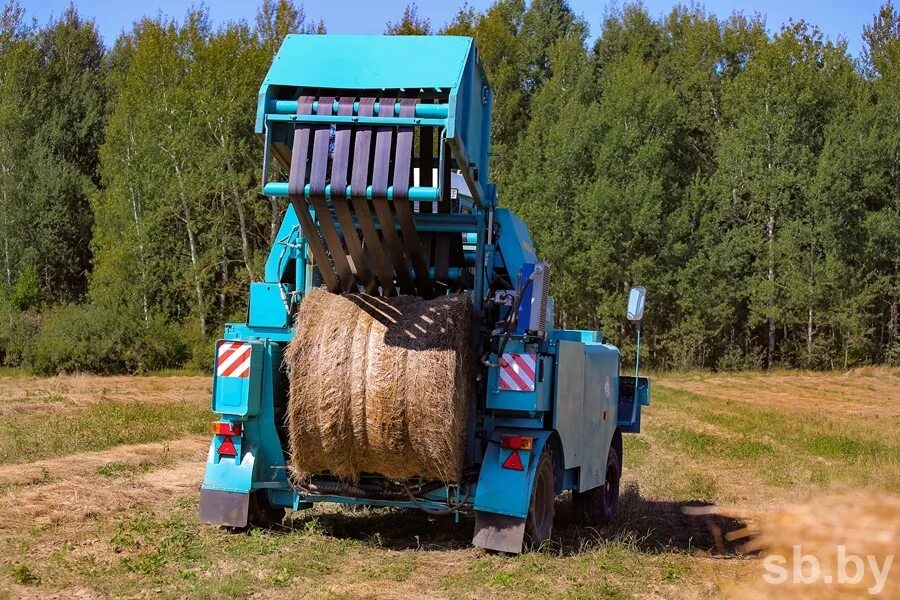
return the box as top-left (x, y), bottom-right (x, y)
top-left (285, 288), bottom-right (473, 482)
top-left (721, 492), bottom-right (900, 598)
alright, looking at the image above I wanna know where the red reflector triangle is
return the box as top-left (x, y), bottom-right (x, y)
top-left (502, 450), bottom-right (524, 471)
top-left (218, 436), bottom-right (237, 457)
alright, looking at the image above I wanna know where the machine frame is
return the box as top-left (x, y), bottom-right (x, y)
top-left (199, 35), bottom-right (650, 553)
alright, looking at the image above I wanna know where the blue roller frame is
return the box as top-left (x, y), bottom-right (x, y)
top-left (256, 34), bottom-right (492, 208)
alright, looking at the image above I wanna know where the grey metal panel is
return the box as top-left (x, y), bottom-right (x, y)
top-left (371, 96), bottom-right (415, 294)
top-left (288, 96), bottom-right (313, 196)
top-left (289, 97), bottom-right (338, 292)
top-left (308, 96), bottom-right (356, 291)
top-left (553, 340), bottom-right (584, 470)
top-left (579, 343), bottom-right (621, 490)
top-left (291, 197), bottom-right (338, 292)
top-left (199, 489), bottom-right (250, 528)
top-left (308, 95), bottom-right (333, 196)
top-left (351, 98), bottom-right (395, 296)
top-left (350, 99), bottom-right (374, 196)
top-left (472, 511), bottom-right (526, 554)
top-left (393, 98), bottom-right (434, 298)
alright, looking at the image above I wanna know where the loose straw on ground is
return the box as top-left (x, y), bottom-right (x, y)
top-left (690, 492), bottom-right (900, 598)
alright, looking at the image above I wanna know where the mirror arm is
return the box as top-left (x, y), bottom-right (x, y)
top-left (625, 285), bottom-right (646, 389)
top-left (634, 322), bottom-right (642, 389)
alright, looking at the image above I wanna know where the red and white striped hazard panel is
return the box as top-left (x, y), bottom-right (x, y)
top-left (498, 352), bottom-right (537, 392)
top-left (216, 342), bottom-right (252, 379)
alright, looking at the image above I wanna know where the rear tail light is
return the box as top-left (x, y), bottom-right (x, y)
top-left (213, 421), bottom-right (241, 458)
top-left (212, 421), bottom-right (242, 436)
top-left (217, 436), bottom-right (237, 457)
top-left (501, 450), bottom-right (525, 471)
top-left (500, 434), bottom-right (533, 451)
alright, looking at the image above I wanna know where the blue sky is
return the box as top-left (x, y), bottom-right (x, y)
top-left (20, 0), bottom-right (885, 57)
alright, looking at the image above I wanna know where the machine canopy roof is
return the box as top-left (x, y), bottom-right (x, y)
top-left (262, 34), bottom-right (474, 91)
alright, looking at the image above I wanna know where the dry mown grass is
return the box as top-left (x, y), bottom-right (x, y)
top-left (660, 367), bottom-right (900, 417)
top-left (0, 437), bottom-right (208, 491)
top-left (1, 369), bottom-right (897, 599)
top-left (0, 374), bottom-right (211, 416)
top-left (0, 458), bottom-right (205, 534)
top-left (0, 374), bottom-right (213, 465)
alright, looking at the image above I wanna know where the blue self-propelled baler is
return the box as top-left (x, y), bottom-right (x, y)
top-left (199, 34), bottom-right (650, 553)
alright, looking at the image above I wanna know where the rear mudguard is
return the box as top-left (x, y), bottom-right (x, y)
top-left (199, 440), bottom-right (257, 527)
top-left (472, 428), bottom-right (556, 553)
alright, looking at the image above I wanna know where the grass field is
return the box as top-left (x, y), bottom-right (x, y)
top-left (1, 369), bottom-right (898, 599)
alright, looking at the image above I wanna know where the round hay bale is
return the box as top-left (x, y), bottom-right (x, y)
top-left (285, 288), bottom-right (473, 482)
top-left (348, 306), bottom-right (371, 465)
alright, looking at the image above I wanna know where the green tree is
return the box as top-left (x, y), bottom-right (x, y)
top-left (706, 23), bottom-right (854, 367)
top-left (256, 0), bottom-right (324, 52)
top-left (93, 1), bottom-right (321, 342)
top-left (385, 3), bottom-right (431, 35)
top-left (0, 0), bottom-right (895, 372)
top-left (0, 1), bottom-right (37, 293)
top-left (470, 0), bottom-right (587, 183)
top-left (441, 3), bottom-right (479, 36)
top-left (856, 1), bottom-right (900, 363)
top-left (26, 6), bottom-right (106, 301)
top-left (93, 12), bottom-right (217, 336)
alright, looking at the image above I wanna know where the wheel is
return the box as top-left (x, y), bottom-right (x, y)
top-left (248, 491), bottom-right (286, 528)
top-left (575, 446), bottom-right (621, 526)
top-left (525, 449), bottom-right (555, 548)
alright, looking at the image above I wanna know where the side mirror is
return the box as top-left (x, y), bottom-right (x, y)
top-left (627, 286), bottom-right (646, 322)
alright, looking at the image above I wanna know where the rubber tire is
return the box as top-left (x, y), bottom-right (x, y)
top-left (524, 449), bottom-right (555, 548)
top-left (250, 491), bottom-right (286, 528)
top-left (575, 446), bottom-right (621, 527)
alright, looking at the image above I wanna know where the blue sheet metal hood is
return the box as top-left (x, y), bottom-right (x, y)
top-left (261, 34), bottom-right (474, 91)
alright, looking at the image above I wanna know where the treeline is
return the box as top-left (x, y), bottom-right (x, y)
top-left (0, 0), bottom-right (896, 373)
top-left (493, 3), bottom-right (900, 370)
top-left (0, 0), bottom-right (322, 373)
